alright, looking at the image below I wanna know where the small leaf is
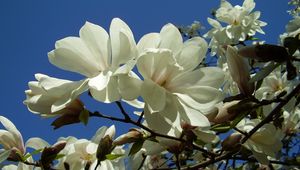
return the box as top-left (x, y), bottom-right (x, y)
top-left (79, 109), bottom-right (89, 126)
top-left (105, 154), bottom-right (124, 160)
top-left (55, 154), bottom-right (65, 160)
top-left (249, 62), bottom-right (280, 83)
top-left (0, 150), bottom-right (11, 163)
top-left (211, 123), bottom-right (231, 133)
top-left (128, 140), bottom-right (144, 156)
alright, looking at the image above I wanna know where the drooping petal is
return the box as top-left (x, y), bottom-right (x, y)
top-left (141, 79), bottom-right (166, 112)
top-left (80, 21), bottom-right (111, 71)
top-left (48, 37), bottom-right (100, 77)
top-left (118, 74), bottom-right (142, 101)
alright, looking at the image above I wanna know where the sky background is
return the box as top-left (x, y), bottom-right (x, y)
top-left (0, 0), bottom-right (293, 145)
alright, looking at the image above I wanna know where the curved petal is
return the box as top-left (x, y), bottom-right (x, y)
top-left (80, 21), bottom-right (110, 71)
top-left (176, 37), bottom-right (207, 70)
top-left (110, 18), bottom-right (137, 67)
top-left (48, 37), bottom-right (100, 77)
top-left (91, 126), bottom-right (108, 143)
top-left (0, 117), bottom-right (24, 154)
top-left (137, 33), bottom-right (160, 54)
top-left (90, 76), bottom-right (121, 103)
top-left (175, 86), bottom-right (223, 113)
top-left (118, 74), bottom-right (142, 101)
top-left (159, 23), bottom-right (183, 55)
top-left (25, 137), bottom-right (50, 150)
top-left (178, 102), bottom-right (210, 127)
top-left (137, 49), bottom-right (176, 80)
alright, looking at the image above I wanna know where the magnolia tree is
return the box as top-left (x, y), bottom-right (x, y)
top-left (1, 0), bottom-right (300, 169)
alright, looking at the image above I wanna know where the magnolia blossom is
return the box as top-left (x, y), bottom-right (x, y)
top-left (0, 116), bottom-right (25, 160)
top-left (204, 0), bottom-right (266, 56)
top-left (24, 73), bottom-right (87, 117)
top-left (282, 108), bottom-right (300, 135)
top-left (56, 125), bottom-right (125, 170)
top-left (236, 119), bottom-right (283, 164)
top-left (48, 18), bottom-right (138, 103)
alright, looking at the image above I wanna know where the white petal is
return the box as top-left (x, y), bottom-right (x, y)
top-left (176, 37), bottom-right (207, 70)
top-left (243, 0), bottom-right (255, 12)
top-left (0, 116), bottom-right (24, 154)
top-left (178, 102), bottom-right (210, 127)
top-left (48, 37), bottom-right (100, 77)
top-left (89, 72), bottom-right (111, 92)
top-left (90, 76), bottom-right (121, 103)
top-left (175, 86), bottom-right (223, 113)
top-left (195, 67), bottom-right (225, 88)
top-left (91, 126), bottom-right (108, 143)
top-left (104, 125), bottom-right (116, 139)
top-left (122, 99), bottom-right (144, 109)
top-left (137, 48), bottom-right (176, 80)
top-left (80, 21), bottom-right (111, 71)
top-left (207, 18), bottom-right (222, 28)
top-left (141, 79), bottom-right (166, 112)
top-left (25, 137), bottom-right (50, 150)
top-left (118, 74), bottom-right (142, 101)
top-left (159, 23), bottom-right (183, 55)
top-left (110, 18), bottom-right (137, 67)
top-left (137, 33), bottom-right (160, 54)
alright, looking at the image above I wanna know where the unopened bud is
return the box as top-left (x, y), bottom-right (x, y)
top-left (96, 135), bottom-right (114, 162)
top-left (51, 99), bottom-right (85, 129)
top-left (212, 101), bottom-right (240, 124)
top-left (226, 46), bottom-right (254, 96)
top-left (113, 129), bottom-right (143, 146)
top-left (238, 44), bottom-right (289, 63)
top-left (221, 133), bottom-right (242, 151)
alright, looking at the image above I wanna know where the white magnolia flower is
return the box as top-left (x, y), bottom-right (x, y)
top-left (204, 0), bottom-right (267, 56)
top-left (0, 116), bottom-right (25, 159)
top-left (236, 119), bottom-right (283, 164)
top-left (255, 68), bottom-right (298, 100)
top-left (137, 23), bottom-right (208, 71)
top-left (137, 48), bottom-right (224, 127)
top-left (282, 107), bottom-right (300, 135)
top-left (56, 125), bottom-right (125, 170)
top-left (24, 73), bottom-right (88, 117)
top-left (48, 18), bottom-right (138, 103)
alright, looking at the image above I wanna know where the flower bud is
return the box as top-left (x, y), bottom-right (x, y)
top-left (51, 99), bottom-right (85, 129)
top-left (238, 44), bottom-right (289, 63)
top-left (226, 45), bottom-right (254, 96)
top-left (221, 133), bottom-right (242, 151)
top-left (212, 101), bottom-right (240, 124)
top-left (113, 129), bottom-right (143, 146)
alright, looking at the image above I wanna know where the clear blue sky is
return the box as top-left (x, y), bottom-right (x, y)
top-left (0, 0), bottom-right (292, 144)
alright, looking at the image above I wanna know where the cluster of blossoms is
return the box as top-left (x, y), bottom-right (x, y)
top-left (1, 0), bottom-right (300, 169)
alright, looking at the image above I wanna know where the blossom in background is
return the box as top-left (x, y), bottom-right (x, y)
top-left (0, 117), bottom-right (51, 170)
top-left (282, 108), bottom-right (300, 135)
top-left (56, 125), bottom-right (125, 170)
top-left (48, 18), bottom-right (138, 103)
top-left (236, 119), bottom-right (283, 164)
top-left (0, 116), bottom-right (25, 160)
top-left (24, 73), bottom-right (87, 117)
top-left (204, 0), bottom-right (267, 56)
